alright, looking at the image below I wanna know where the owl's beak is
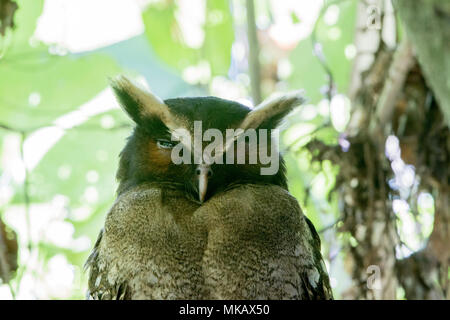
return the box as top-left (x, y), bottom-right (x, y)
top-left (196, 164), bottom-right (212, 203)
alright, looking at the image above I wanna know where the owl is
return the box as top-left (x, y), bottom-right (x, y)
top-left (84, 75), bottom-right (333, 300)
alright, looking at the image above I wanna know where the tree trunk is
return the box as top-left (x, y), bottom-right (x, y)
top-left (393, 0), bottom-right (450, 127)
top-left (306, 0), bottom-right (449, 299)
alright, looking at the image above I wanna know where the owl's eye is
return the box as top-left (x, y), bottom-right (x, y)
top-left (156, 139), bottom-right (176, 149)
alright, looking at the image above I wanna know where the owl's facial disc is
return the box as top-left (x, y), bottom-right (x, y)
top-left (112, 75), bottom-right (306, 199)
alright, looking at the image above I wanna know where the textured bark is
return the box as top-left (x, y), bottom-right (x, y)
top-left (347, 1), bottom-right (450, 300)
top-left (397, 182), bottom-right (450, 300)
top-left (393, 0), bottom-right (450, 127)
top-left (304, 0), bottom-right (450, 297)
top-left (336, 44), bottom-right (402, 300)
top-left (397, 250), bottom-right (443, 300)
top-left (397, 186), bottom-right (449, 300)
top-left (372, 39), bottom-right (414, 133)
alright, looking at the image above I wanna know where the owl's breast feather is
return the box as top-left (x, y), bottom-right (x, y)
top-left (87, 183), bottom-right (332, 299)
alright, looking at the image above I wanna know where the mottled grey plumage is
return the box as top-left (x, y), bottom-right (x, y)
top-left (85, 76), bottom-right (333, 300)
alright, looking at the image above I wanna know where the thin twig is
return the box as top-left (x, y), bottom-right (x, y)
top-left (0, 122), bottom-right (131, 134)
top-left (318, 217), bottom-right (343, 233)
top-left (285, 123), bottom-right (330, 153)
top-left (370, 37), bottom-right (414, 138)
top-left (0, 123), bottom-right (25, 133)
top-left (311, 0), bottom-right (348, 101)
top-left (19, 132), bottom-right (32, 251)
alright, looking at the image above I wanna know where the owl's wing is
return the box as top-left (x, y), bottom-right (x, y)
top-left (299, 216), bottom-right (333, 300)
top-left (199, 184), bottom-right (333, 300)
top-left (84, 229), bottom-right (129, 300)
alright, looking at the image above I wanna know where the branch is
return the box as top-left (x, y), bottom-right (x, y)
top-left (245, 0), bottom-right (262, 104)
top-left (369, 37), bottom-right (414, 138)
top-left (318, 217), bottom-right (343, 234)
top-left (347, 0), bottom-right (384, 100)
top-left (311, 0), bottom-right (345, 101)
top-left (375, 38), bottom-right (414, 124)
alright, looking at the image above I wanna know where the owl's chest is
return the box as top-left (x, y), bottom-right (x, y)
top-left (96, 184), bottom-right (308, 299)
top-left (100, 188), bottom-right (208, 299)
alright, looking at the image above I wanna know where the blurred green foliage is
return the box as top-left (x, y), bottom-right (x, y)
top-left (142, 0), bottom-right (233, 75)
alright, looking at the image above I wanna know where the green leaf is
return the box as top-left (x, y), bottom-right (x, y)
top-left (0, 0), bottom-right (123, 128)
top-left (28, 110), bottom-right (130, 206)
top-left (142, 1), bottom-right (196, 71)
top-left (0, 54), bottom-right (122, 128)
top-left (9, 0), bottom-right (44, 47)
top-left (291, 12), bottom-right (301, 24)
top-left (288, 38), bottom-right (328, 104)
top-left (288, 1), bottom-right (357, 103)
top-left (204, 0), bottom-right (234, 75)
top-left (142, 0), bottom-right (233, 75)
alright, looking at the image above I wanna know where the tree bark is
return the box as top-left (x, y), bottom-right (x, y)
top-left (393, 0), bottom-right (450, 127)
top-left (393, 0), bottom-right (450, 300)
top-left (304, 0), bottom-right (450, 300)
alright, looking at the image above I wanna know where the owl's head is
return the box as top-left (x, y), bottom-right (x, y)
top-left (112, 76), bottom-right (304, 203)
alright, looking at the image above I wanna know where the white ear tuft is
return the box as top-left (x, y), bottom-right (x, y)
top-left (240, 90), bottom-right (306, 130)
top-left (110, 75), bottom-right (178, 130)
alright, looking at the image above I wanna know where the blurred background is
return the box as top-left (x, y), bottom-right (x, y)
top-left (0, 0), bottom-right (448, 299)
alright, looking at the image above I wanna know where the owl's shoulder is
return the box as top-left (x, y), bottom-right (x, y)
top-left (203, 184), bottom-right (303, 222)
top-left (197, 184), bottom-right (304, 249)
top-left (112, 183), bottom-right (162, 212)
